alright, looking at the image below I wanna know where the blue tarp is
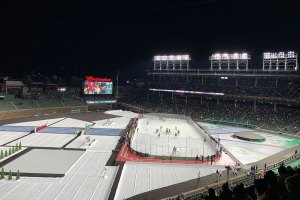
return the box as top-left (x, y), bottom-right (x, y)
top-left (0, 126), bottom-right (34, 132)
top-left (40, 127), bottom-right (81, 134)
top-left (86, 128), bottom-right (122, 136)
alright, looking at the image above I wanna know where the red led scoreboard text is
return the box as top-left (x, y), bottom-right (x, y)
top-left (85, 76), bottom-right (111, 82)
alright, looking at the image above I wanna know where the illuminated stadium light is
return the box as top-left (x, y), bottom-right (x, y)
top-left (168, 55), bottom-right (175, 60)
top-left (232, 53), bottom-right (239, 59)
top-left (222, 53), bottom-right (229, 59)
top-left (278, 52), bottom-right (285, 58)
top-left (241, 53), bottom-right (248, 59)
top-left (153, 56), bottom-right (160, 61)
top-left (263, 51), bottom-right (297, 59)
top-left (263, 51), bottom-right (298, 71)
top-left (153, 54), bottom-right (191, 70)
top-left (180, 55), bottom-right (190, 60)
top-left (174, 55), bottom-right (182, 60)
top-left (161, 56), bottom-right (168, 61)
top-left (210, 52), bottom-right (250, 70)
top-left (153, 54), bottom-right (190, 61)
top-left (287, 51), bottom-right (295, 58)
top-left (211, 53), bottom-right (249, 60)
top-left (212, 53), bottom-right (221, 60)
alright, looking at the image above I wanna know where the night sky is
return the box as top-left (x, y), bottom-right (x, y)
top-left (0, 0), bottom-right (299, 80)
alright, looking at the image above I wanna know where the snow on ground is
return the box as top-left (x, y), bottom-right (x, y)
top-left (196, 122), bottom-right (300, 165)
top-left (114, 162), bottom-right (225, 200)
top-left (212, 131), bottom-right (300, 149)
top-left (1, 115), bottom-right (296, 200)
top-left (105, 110), bottom-right (138, 118)
top-left (66, 135), bottom-right (120, 151)
top-left (3, 149), bottom-right (84, 174)
top-left (131, 117), bottom-right (215, 157)
top-left (204, 124), bottom-right (300, 165)
top-left (0, 151), bottom-right (118, 200)
top-left (3, 118), bottom-right (65, 127)
top-left (49, 118), bottom-right (92, 128)
top-left (93, 116), bottom-right (131, 129)
top-left (197, 122), bottom-right (252, 134)
top-left (0, 131), bottom-right (28, 145)
top-left (6, 133), bottom-right (76, 148)
top-left (220, 139), bottom-right (284, 165)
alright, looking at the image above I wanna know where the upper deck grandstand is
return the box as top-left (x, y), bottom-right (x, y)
top-left (122, 54), bottom-right (300, 135)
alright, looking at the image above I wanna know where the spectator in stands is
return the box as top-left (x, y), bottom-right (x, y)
top-left (281, 174), bottom-right (300, 200)
top-left (219, 182), bottom-right (232, 200)
top-left (205, 188), bottom-right (219, 200)
top-left (232, 183), bottom-right (253, 200)
top-left (254, 179), bottom-right (267, 199)
top-left (277, 165), bottom-right (289, 193)
top-left (286, 166), bottom-right (295, 176)
top-left (123, 89), bottom-right (300, 135)
top-left (260, 170), bottom-right (281, 200)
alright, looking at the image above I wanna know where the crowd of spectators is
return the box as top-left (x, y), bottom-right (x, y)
top-left (122, 92), bottom-right (300, 134)
top-left (187, 165), bottom-right (300, 200)
top-left (149, 76), bottom-right (300, 99)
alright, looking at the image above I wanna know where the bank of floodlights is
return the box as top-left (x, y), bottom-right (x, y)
top-left (263, 51), bottom-right (298, 71)
top-left (209, 53), bottom-right (250, 70)
top-left (153, 54), bottom-right (191, 70)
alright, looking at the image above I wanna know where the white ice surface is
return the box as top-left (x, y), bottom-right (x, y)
top-left (93, 116), bottom-right (131, 129)
top-left (3, 118), bottom-right (65, 126)
top-left (104, 110), bottom-right (138, 118)
top-left (66, 135), bottom-right (120, 151)
top-left (6, 133), bottom-right (75, 148)
top-left (114, 162), bottom-right (225, 200)
top-left (131, 118), bottom-right (215, 157)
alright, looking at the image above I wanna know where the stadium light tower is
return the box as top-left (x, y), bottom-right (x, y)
top-left (153, 55), bottom-right (191, 70)
top-left (209, 53), bottom-right (251, 71)
top-left (263, 51), bottom-right (298, 71)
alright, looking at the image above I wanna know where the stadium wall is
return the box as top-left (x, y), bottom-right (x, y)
top-left (254, 127), bottom-right (300, 139)
top-left (0, 106), bottom-right (88, 120)
top-left (88, 104), bottom-right (113, 111)
top-left (117, 102), bottom-right (143, 113)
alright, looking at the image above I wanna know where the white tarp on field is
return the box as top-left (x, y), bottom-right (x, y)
top-left (115, 162), bottom-right (225, 200)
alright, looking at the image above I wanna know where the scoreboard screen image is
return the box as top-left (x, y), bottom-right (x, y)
top-left (83, 81), bottom-right (113, 94)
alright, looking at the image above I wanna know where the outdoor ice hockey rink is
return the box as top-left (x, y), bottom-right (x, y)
top-left (131, 114), bottom-right (217, 158)
top-left (0, 110), bottom-right (299, 200)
